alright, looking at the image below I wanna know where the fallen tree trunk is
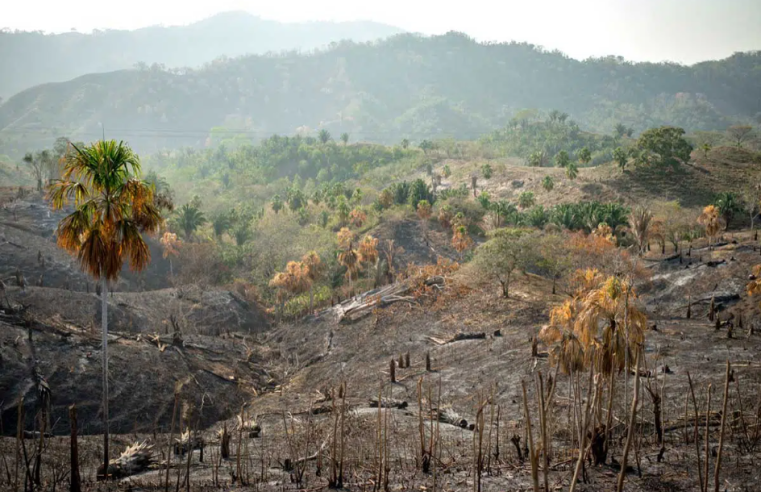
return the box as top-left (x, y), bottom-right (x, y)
top-left (449, 332), bottom-right (486, 342)
top-left (369, 397), bottom-right (408, 409)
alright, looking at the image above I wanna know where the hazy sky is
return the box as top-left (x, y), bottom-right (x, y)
top-left (2, 0), bottom-right (760, 64)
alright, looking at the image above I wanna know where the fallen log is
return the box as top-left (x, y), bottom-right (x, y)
top-left (369, 397), bottom-right (408, 409)
top-left (436, 408), bottom-right (470, 429)
top-left (449, 332), bottom-right (486, 342)
top-left (98, 441), bottom-right (154, 479)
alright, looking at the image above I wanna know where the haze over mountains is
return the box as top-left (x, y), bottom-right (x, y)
top-left (1, 30), bottom-right (760, 157)
top-left (0, 11), bottom-right (403, 99)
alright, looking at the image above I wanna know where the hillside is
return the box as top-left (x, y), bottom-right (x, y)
top-left (0, 11), bottom-right (403, 100)
top-left (1, 33), bottom-right (760, 156)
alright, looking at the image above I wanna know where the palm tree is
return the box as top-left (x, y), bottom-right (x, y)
top-left (144, 170), bottom-right (174, 213)
top-left (698, 205), bottom-right (726, 248)
top-left (628, 207), bottom-right (654, 255)
top-left (575, 276), bottom-right (646, 376)
top-left (318, 129), bottom-right (331, 144)
top-left (48, 139), bottom-right (162, 478)
top-left (302, 251), bottom-right (324, 312)
top-left (542, 176), bottom-right (554, 192)
top-left (340, 133), bottom-right (349, 145)
top-left (211, 212), bottom-right (231, 240)
top-left (566, 163), bottom-right (579, 180)
top-left (176, 204), bottom-right (206, 240)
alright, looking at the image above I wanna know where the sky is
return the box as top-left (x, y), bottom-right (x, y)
top-left (2, 0), bottom-right (760, 64)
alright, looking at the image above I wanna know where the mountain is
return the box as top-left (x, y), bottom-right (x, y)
top-left (0, 32), bottom-right (759, 156)
top-left (0, 11), bottom-right (404, 99)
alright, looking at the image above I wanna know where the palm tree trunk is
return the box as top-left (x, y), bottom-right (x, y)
top-left (101, 276), bottom-right (110, 479)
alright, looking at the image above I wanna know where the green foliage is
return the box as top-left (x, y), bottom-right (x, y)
top-left (576, 147), bottom-right (591, 165)
top-left (176, 203), bottom-right (207, 239)
top-left (635, 126), bottom-right (693, 166)
top-left (527, 152), bottom-right (544, 167)
top-left (481, 163), bottom-right (493, 179)
top-left (318, 129), bottom-right (331, 144)
top-left (442, 164), bottom-right (452, 178)
top-left (477, 191), bottom-right (491, 210)
top-left (336, 195), bottom-right (351, 225)
top-left (271, 194), bottom-right (283, 214)
top-left (542, 175), bottom-right (554, 192)
top-left (401, 138), bottom-right (410, 149)
top-left (473, 228), bottom-right (537, 297)
top-left (712, 191), bottom-right (741, 224)
top-left (555, 150), bottom-right (570, 168)
top-left (613, 147), bottom-right (628, 170)
top-left (518, 191), bottom-right (535, 209)
top-left (318, 210), bottom-right (330, 228)
top-left (526, 205), bottom-right (549, 228)
top-left (547, 201), bottom-right (629, 231)
top-left (390, 181), bottom-right (411, 205)
top-left (211, 212), bottom-right (232, 238)
top-left (438, 183), bottom-right (470, 201)
top-left (340, 133), bottom-right (349, 145)
top-left (409, 178), bottom-right (435, 209)
top-left (566, 163), bottom-right (578, 180)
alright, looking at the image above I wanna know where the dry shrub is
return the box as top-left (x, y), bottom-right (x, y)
top-left (175, 242), bottom-right (230, 286)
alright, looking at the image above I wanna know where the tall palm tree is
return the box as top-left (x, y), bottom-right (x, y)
top-left (176, 203), bottom-right (206, 240)
top-left (48, 139), bottom-right (162, 478)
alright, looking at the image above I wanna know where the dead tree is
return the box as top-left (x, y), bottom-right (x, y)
top-left (69, 405), bottom-right (81, 492)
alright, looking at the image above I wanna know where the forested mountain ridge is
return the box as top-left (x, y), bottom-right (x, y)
top-left (0, 11), bottom-right (403, 99)
top-left (1, 32), bottom-right (760, 156)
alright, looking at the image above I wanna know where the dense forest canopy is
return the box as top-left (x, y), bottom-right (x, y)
top-left (0, 11), bottom-right (402, 99)
top-left (1, 32), bottom-right (760, 157)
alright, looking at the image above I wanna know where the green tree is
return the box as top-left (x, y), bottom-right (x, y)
top-left (712, 191), bottom-right (741, 225)
top-left (614, 123), bottom-right (627, 139)
top-left (537, 233), bottom-right (572, 294)
top-left (612, 147), bottom-right (628, 170)
top-left (419, 140), bottom-right (434, 154)
top-left (566, 163), bottom-right (579, 180)
top-left (211, 212), bottom-right (231, 239)
top-left (473, 228), bottom-right (535, 298)
top-left (144, 170), bottom-right (174, 212)
top-left (442, 164), bottom-right (452, 178)
top-left (401, 138), bottom-right (410, 149)
top-left (542, 175), bottom-right (554, 192)
top-left (478, 191), bottom-right (491, 210)
top-left (518, 191), bottom-right (535, 209)
top-left (337, 195), bottom-right (351, 225)
top-left (482, 163), bottom-right (493, 179)
top-left (23, 150), bottom-right (53, 191)
top-left (701, 143), bottom-right (712, 159)
top-left (232, 223), bottom-right (253, 246)
top-left (576, 147), bottom-right (591, 166)
top-left (271, 194), bottom-right (283, 214)
top-left (340, 132), bottom-right (349, 145)
top-left (409, 178), bottom-right (434, 209)
top-left (176, 203), bottom-right (207, 239)
top-left (318, 129), bottom-right (331, 144)
top-left (48, 139), bottom-right (162, 476)
top-left (635, 126), bottom-right (693, 166)
top-left (555, 150), bottom-right (570, 168)
top-left (528, 151), bottom-right (544, 167)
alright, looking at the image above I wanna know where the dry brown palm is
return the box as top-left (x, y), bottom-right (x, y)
top-left (697, 205), bottom-right (726, 248)
top-left (629, 207), bottom-right (654, 255)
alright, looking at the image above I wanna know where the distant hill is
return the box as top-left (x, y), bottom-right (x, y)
top-left (0, 32), bottom-right (759, 156)
top-left (0, 11), bottom-right (404, 98)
